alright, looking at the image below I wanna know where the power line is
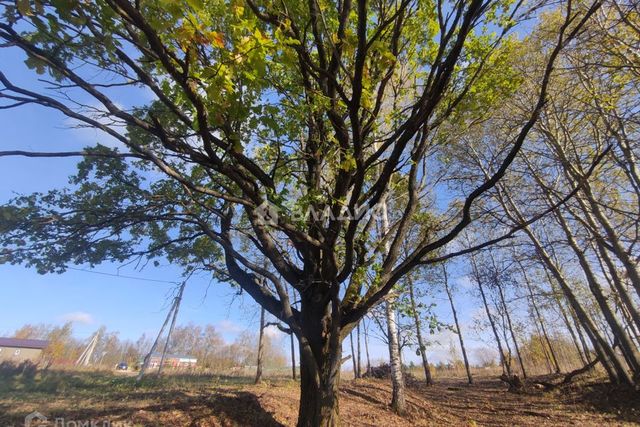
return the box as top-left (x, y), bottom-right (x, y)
top-left (67, 266), bottom-right (180, 284)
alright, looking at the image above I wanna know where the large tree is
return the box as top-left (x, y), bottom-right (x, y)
top-left (0, 0), bottom-right (600, 425)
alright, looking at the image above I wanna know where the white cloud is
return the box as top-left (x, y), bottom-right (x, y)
top-left (216, 319), bottom-right (243, 334)
top-left (59, 311), bottom-right (94, 324)
top-left (264, 324), bottom-right (284, 339)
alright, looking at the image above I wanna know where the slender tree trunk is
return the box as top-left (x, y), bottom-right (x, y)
top-left (495, 278), bottom-right (527, 379)
top-left (364, 318), bottom-right (371, 374)
top-left (498, 304), bottom-right (515, 373)
top-left (592, 238), bottom-right (640, 335)
top-left (381, 197), bottom-right (406, 413)
top-left (350, 331), bottom-right (357, 379)
top-left (544, 267), bottom-right (589, 365)
top-left (356, 322), bottom-right (362, 378)
top-left (289, 284), bottom-right (297, 380)
top-left (385, 297), bottom-right (406, 413)
top-left (519, 262), bottom-right (561, 373)
top-left (443, 268), bottom-right (473, 384)
top-left (570, 306), bottom-right (593, 365)
top-left (493, 185), bottom-right (630, 383)
top-left (291, 331), bottom-right (297, 380)
top-left (531, 310), bottom-right (554, 374)
top-left (554, 209), bottom-right (640, 377)
top-left (255, 306), bottom-right (266, 384)
top-left (471, 256), bottom-right (511, 376)
top-left (527, 231), bottom-right (632, 385)
top-left (407, 274), bottom-right (433, 384)
top-left (548, 138), bottom-right (640, 299)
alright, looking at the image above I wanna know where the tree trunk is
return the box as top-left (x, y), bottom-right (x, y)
top-left (386, 297), bottom-right (406, 414)
top-left (295, 286), bottom-right (343, 427)
top-left (443, 268), bottom-right (473, 384)
top-left (544, 267), bottom-right (589, 365)
top-left (381, 196), bottom-right (406, 413)
top-left (548, 137), bottom-right (640, 300)
top-left (592, 236), bottom-right (640, 335)
top-left (291, 331), bottom-right (297, 381)
top-left (350, 331), bottom-right (358, 379)
top-left (471, 256), bottom-right (511, 376)
top-left (297, 341), bottom-right (341, 427)
top-left (517, 259), bottom-right (561, 373)
top-left (364, 319), bottom-right (371, 374)
top-left (528, 233), bottom-right (633, 385)
top-left (553, 209), bottom-right (640, 378)
top-left (407, 274), bottom-right (433, 384)
top-left (493, 185), bottom-right (630, 383)
top-left (289, 284), bottom-right (297, 381)
top-left (531, 310), bottom-right (555, 374)
top-left (255, 306), bottom-right (266, 384)
top-left (356, 322), bottom-right (362, 379)
top-left (496, 280), bottom-right (527, 379)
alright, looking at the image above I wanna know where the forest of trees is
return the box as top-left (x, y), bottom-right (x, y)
top-left (0, 0), bottom-right (639, 426)
top-left (10, 321), bottom-right (288, 370)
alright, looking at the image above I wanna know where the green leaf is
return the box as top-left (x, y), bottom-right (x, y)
top-left (186, 0), bottom-right (205, 11)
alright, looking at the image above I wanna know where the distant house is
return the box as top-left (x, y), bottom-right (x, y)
top-left (148, 353), bottom-right (197, 369)
top-left (0, 337), bottom-right (49, 363)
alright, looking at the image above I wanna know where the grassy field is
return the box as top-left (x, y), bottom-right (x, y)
top-left (1, 365), bottom-right (638, 426)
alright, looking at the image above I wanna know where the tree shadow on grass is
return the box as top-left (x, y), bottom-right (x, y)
top-left (563, 382), bottom-right (640, 423)
top-left (341, 387), bottom-right (388, 406)
top-left (3, 389), bottom-right (285, 427)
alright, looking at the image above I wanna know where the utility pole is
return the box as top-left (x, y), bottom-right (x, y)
top-left (158, 281), bottom-right (186, 375)
top-left (75, 331), bottom-right (100, 367)
top-left (137, 281), bottom-right (187, 383)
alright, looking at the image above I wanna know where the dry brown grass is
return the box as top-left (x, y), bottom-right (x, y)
top-left (0, 367), bottom-right (638, 426)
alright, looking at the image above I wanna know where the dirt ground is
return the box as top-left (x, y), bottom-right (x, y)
top-left (0, 370), bottom-right (638, 426)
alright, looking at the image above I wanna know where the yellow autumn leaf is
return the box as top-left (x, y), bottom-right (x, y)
top-left (208, 31), bottom-right (225, 48)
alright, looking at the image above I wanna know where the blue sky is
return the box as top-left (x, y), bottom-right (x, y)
top-left (0, 44), bottom-right (492, 367)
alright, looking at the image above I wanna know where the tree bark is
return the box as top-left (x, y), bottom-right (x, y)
top-left (295, 285), bottom-right (344, 427)
top-left (298, 342), bottom-right (341, 427)
top-left (547, 136), bottom-right (640, 300)
top-left (381, 196), bottom-right (406, 413)
top-left (544, 267), bottom-right (590, 365)
top-left (385, 297), bottom-right (406, 413)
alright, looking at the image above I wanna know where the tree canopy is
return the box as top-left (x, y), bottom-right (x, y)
top-left (0, 0), bottom-right (605, 425)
